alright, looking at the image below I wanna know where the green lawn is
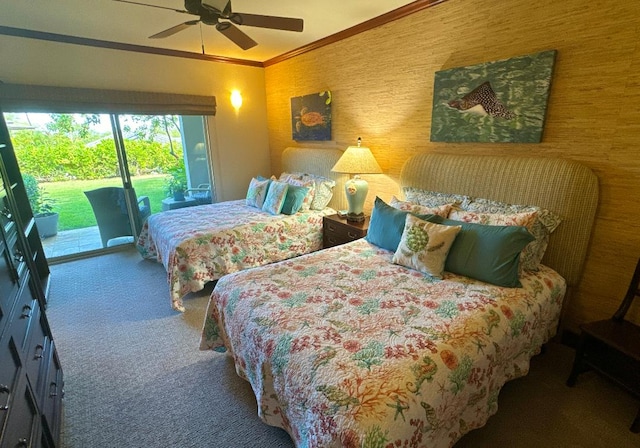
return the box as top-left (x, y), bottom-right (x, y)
top-left (41, 175), bottom-right (169, 231)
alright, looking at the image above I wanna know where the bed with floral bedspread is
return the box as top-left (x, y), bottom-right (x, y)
top-left (137, 200), bottom-right (335, 312)
top-left (199, 239), bottom-right (566, 447)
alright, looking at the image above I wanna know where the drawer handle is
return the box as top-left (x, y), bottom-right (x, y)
top-left (49, 381), bottom-right (58, 397)
top-left (34, 344), bottom-right (45, 359)
top-left (328, 237), bottom-right (337, 244)
top-left (0, 384), bottom-right (9, 411)
top-left (327, 223), bottom-right (336, 232)
top-left (0, 208), bottom-right (11, 220)
top-left (347, 231), bottom-right (358, 239)
top-left (13, 249), bottom-right (25, 264)
top-left (21, 304), bottom-right (32, 319)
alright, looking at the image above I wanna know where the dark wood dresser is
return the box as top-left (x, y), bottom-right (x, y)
top-left (0, 114), bottom-right (63, 448)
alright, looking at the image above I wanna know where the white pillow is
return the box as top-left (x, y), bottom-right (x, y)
top-left (390, 196), bottom-right (452, 217)
top-left (280, 172), bottom-right (335, 210)
top-left (246, 177), bottom-right (270, 208)
top-left (392, 214), bottom-right (461, 278)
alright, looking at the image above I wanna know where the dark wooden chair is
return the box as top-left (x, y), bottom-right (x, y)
top-left (567, 257), bottom-right (640, 433)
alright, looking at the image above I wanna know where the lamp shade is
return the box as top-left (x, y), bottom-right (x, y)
top-left (331, 145), bottom-right (382, 175)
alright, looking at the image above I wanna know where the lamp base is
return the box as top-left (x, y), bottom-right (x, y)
top-left (346, 212), bottom-right (365, 223)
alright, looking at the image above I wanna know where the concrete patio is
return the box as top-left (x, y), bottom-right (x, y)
top-left (40, 226), bottom-right (106, 259)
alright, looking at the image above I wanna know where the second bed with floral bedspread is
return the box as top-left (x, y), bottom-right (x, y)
top-left (137, 200), bottom-right (335, 311)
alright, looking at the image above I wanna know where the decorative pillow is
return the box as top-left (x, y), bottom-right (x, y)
top-left (281, 185), bottom-right (310, 215)
top-left (306, 175), bottom-right (335, 210)
top-left (281, 172), bottom-right (335, 210)
top-left (393, 214), bottom-right (461, 278)
top-left (262, 180), bottom-right (289, 215)
top-left (246, 177), bottom-right (270, 208)
top-left (282, 177), bottom-right (315, 211)
top-left (448, 210), bottom-right (537, 227)
top-left (390, 196), bottom-right (452, 217)
top-left (464, 198), bottom-right (562, 232)
top-left (402, 187), bottom-right (471, 209)
top-left (448, 210), bottom-right (539, 273)
top-left (366, 197), bottom-right (437, 252)
top-left (433, 216), bottom-right (535, 288)
top-left (463, 198), bottom-right (562, 271)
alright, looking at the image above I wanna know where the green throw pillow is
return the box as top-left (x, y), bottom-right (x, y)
top-left (281, 185), bottom-right (310, 215)
top-left (433, 216), bottom-right (535, 287)
top-left (366, 197), bottom-right (436, 252)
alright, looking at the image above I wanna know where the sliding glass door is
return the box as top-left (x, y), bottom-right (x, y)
top-left (3, 112), bottom-right (213, 260)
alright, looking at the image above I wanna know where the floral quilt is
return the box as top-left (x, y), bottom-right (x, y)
top-left (200, 239), bottom-right (566, 448)
top-left (136, 200), bottom-right (335, 311)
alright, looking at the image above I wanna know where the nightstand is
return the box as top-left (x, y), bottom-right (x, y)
top-left (323, 214), bottom-right (370, 248)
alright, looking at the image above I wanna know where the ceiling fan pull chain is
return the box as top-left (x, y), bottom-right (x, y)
top-left (199, 22), bottom-right (205, 54)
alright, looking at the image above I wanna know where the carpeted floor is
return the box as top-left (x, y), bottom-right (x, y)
top-left (46, 248), bottom-right (639, 447)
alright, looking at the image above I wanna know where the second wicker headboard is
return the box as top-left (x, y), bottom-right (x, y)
top-left (281, 147), bottom-right (348, 211)
top-left (400, 153), bottom-right (599, 287)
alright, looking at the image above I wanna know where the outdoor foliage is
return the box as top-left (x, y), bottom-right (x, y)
top-left (10, 113), bottom-right (184, 182)
top-left (163, 164), bottom-right (188, 196)
top-left (8, 113), bottom-right (191, 231)
top-left (12, 131), bottom-right (183, 181)
top-left (22, 173), bottom-right (56, 215)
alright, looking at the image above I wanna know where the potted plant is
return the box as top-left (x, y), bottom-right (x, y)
top-left (23, 174), bottom-right (59, 238)
top-left (163, 165), bottom-right (188, 201)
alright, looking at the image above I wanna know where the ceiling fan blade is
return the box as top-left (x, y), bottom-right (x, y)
top-left (149, 20), bottom-right (199, 39)
top-left (112, 0), bottom-right (192, 15)
top-left (216, 22), bottom-right (257, 50)
top-left (233, 13), bottom-right (303, 32)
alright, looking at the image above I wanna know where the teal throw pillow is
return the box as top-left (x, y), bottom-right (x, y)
top-left (281, 185), bottom-right (310, 215)
top-left (434, 216), bottom-right (535, 288)
top-left (366, 197), bottom-right (437, 252)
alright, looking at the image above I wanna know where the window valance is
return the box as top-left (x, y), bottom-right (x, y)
top-left (0, 83), bottom-right (216, 116)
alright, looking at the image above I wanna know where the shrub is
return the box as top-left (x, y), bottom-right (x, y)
top-left (22, 173), bottom-right (56, 215)
top-left (163, 163), bottom-right (187, 197)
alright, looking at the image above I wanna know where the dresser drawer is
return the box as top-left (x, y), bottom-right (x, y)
top-left (41, 342), bottom-right (64, 446)
top-left (0, 375), bottom-right (40, 448)
top-left (323, 215), bottom-right (369, 249)
top-left (7, 277), bottom-right (38, 353)
top-left (25, 307), bottom-right (49, 402)
top-left (0, 242), bottom-right (19, 337)
top-left (0, 337), bottom-right (22, 434)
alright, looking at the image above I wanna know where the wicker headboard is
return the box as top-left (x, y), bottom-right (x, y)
top-left (281, 147), bottom-right (348, 211)
top-left (400, 153), bottom-right (599, 287)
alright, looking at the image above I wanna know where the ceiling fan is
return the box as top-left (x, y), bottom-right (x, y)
top-left (113, 0), bottom-right (304, 51)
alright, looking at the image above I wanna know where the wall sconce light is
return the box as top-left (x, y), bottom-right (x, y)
top-left (331, 137), bottom-right (382, 222)
top-left (230, 90), bottom-right (243, 109)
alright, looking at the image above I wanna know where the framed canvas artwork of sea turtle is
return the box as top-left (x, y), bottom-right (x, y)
top-left (291, 91), bottom-right (332, 141)
top-left (430, 50), bottom-right (557, 143)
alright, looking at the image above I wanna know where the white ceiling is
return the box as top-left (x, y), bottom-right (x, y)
top-left (1, 0), bottom-right (418, 63)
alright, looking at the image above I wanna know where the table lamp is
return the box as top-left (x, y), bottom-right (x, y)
top-left (331, 138), bottom-right (382, 222)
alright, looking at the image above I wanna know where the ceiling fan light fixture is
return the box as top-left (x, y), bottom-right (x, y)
top-left (201, 0), bottom-right (231, 15)
top-left (216, 21), bottom-right (231, 31)
top-left (229, 13), bottom-right (243, 26)
top-left (119, 0), bottom-right (304, 51)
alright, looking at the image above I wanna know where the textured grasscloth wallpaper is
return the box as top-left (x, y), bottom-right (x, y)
top-left (264, 0), bottom-right (640, 331)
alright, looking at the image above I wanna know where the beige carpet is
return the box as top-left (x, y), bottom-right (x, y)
top-left (46, 248), bottom-right (639, 447)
